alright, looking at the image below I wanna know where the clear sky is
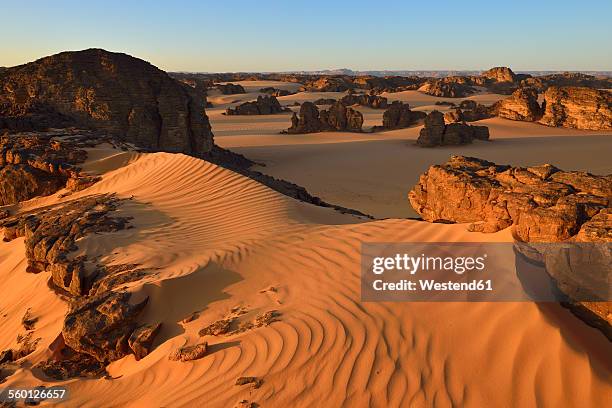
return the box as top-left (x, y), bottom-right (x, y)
top-left (1, 0), bottom-right (611, 72)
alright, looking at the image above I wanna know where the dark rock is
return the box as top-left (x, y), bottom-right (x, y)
top-left (285, 101), bottom-right (363, 134)
top-left (381, 101), bottom-right (426, 129)
top-left (62, 291), bottom-right (149, 362)
top-left (539, 87), bottom-right (612, 130)
top-left (0, 49), bottom-right (214, 156)
top-left (259, 87), bottom-right (294, 97)
top-left (225, 96), bottom-right (290, 115)
top-left (420, 80), bottom-right (476, 98)
top-left (417, 111), bottom-right (489, 147)
top-left (235, 376), bottom-right (263, 389)
top-left (340, 93), bottom-right (388, 109)
top-left (313, 98), bottom-right (337, 105)
top-left (217, 83), bottom-right (246, 95)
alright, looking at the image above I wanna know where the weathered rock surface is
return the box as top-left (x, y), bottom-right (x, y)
top-left (419, 80), bottom-right (476, 98)
top-left (129, 323), bottom-right (162, 361)
top-left (380, 101), bottom-right (426, 129)
top-left (0, 49), bottom-right (214, 156)
top-left (417, 111), bottom-right (489, 146)
top-left (2, 195), bottom-right (130, 295)
top-left (481, 66), bottom-right (517, 83)
top-left (492, 87), bottom-right (542, 121)
top-left (63, 291), bottom-right (149, 362)
top-left (521, 72), bottom-right (612, 92)
top-left (217, 83), bottom-right (246, 95)
top-left (0, 130), bottom-right (103, 205)
top-left (259, 87), bottom-right (294, 97)
top-left (169, 342), bottom-right (208, 362)
top-left (225, 95), bottom-right (289, 115)
top-left (340, 93), bottom-right (388, 109)
top-left (300, 77), bottom-right (353, 92)
top-left (313, 98), bottom-right (337, 105)
top-left (285, 101), bottom-right (363, 134)
top-left (409, 156), bottom-right (611, 242)
top-left (539, 87), bottom-right (612, 130)
top-left (444, 100), bottom-right (494, 122)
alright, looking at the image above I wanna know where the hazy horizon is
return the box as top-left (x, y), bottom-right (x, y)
top-left (1, 0), bottom-right (612, 72)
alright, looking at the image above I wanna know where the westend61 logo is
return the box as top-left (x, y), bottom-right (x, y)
top-left (361, 242), bottom-right (611, 302)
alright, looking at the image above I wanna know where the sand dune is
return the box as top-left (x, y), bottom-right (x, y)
top-left (1, 145), bottom-right (610, 407)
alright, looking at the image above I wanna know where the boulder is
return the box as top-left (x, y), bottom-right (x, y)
top-left (0, 49), bottom-right (214, 156)
top-left (381, 101), bottom-right (426, 129)
top-left (340, 93), bottom-right (388, 109)
top-left (225, 95), bottom-right (289, 115)
top-left (419, 80), bottom-right (476, 98)
top-left (259, 87), bottom-right (294, 97)
top-left (539, 87), bottom-right (612, 130)
top-left (417, 111), bottom-right (489, 146)
top-left (285, 101), bottom-right (363, 134)
top-left (493, 87), bottom-right (542, 121)
top-left (217, 83), bottom-right (246, 95)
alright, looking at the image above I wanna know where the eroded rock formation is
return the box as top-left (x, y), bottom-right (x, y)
top-left (444, 100), bottom-right (494, 122)
top-left (285, 101), bottom-right (363, 133)
top-left (419, 80), bottom-right (476, 98)
top-left (539, 87), bottom-right (612, 130)
top-left (493, 87), bottom-right (542, 121)
top-left (0, 130), bottom-right (102, 205)
top-left (417, 111), bottom-right (489, 146)
top-left (409, 156), bottom-right (611, 337)
top-left (225, 95), bottom-right (289, 115)
top-left (380, 101), bottom-right (426, 129)
top-left (217, 83), bottom-right (246, 95)
top-left (340, 93), bottom-right (388, 109)
top-left (259, 87), bottom-right (294, 97)
top-left (409, 156), bottom-right (611, 242)
top-left (0, 49), bottom-right (214, 156)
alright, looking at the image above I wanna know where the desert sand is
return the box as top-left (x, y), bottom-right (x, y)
top-left (1, 81), bottom-right (611, 407)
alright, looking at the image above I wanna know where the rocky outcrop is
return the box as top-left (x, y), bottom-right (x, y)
top-left (225, 95), bottom-right (290, 115)
top-left (409, 156), bottom-right (611, 337)
top-left (380, 101), bottom-right (426, 129)
top-left (285, 101), bottom-right (363, 134)
top-left (0, 130), bottom-right (103, 205)
top-left (538, 87), bottom-right (612, 130)
top-left (493, 87), bottom-right (542, 121)
top-left (520, 73), bottom-right (612, 92)
top-left (480, 66), bottom-right (517, 83)
top-left (313, 98), bottom-right (337, 105)
top-left (259, 87), bottom-right (294, 97)
top-left (409, 156), bottom-right (611, 242)
top-left (444, 100), bottom-right (494, 122)
top-left (417, 111), bottom-right (489, 146)
top-left (0, 49), bottom-right (214, 156)
top-left (300, 77), bottom-right (353, 92)
top-left (419, 80), bottom-right (476, 98)
top-left (340, 93), bottom-right (388, 109)
top-left (1, 194), bottom-right (161, 372)
top-left (217, 83), bottom-right (246, 95)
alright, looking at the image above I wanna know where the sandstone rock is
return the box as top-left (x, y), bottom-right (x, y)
top-left (1, 194), bottom-right (130, 295)
top-left (445, 101), bottom-right (494, 123)
top-left (259, 87), bottom-right (293, 97)
top-left (313, 98), bottom-right (337, 105)
top-left (129, 323), bottom-right (162, 361)
top-left (300, 77), bottom-right (353, 92)
top-left (419, 80), bottom-right (476, 98)
top-left (381, 101), bottom-right (426, 129)
top-left (217, 83), bottom-right (246, 95)
top-left (235, 376), bottom-right (263, 389)
top-left (417, 111), bottom-right (489, 147)
top-left (539, 87), bottom-right (612, 130)
top-left (169, 342), bottom-right (208, 362)
top-left (493, 87), bottom-right (542, 121)
top-left (481, 66), bottom-right (517, 83)
top-left (0, 131), bottom-right (99, 205)
top-left (225, 95), bottom-right (289, 115)
top-left (409, 155), bottom-right (611, 242)
top-left (340, 93), bottom-right (388, 109)
top-left (0, 49), bottom-right (214, 155)
top-left (285, 101), bottom-right (363, 134)
top-left (521, 72), bottom-right (612, 92)
top-left (62, 291), bottom-right (149, 362)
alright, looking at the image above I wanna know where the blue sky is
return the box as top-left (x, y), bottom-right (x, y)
top-left (1, 0), bottom-right (611, 71)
